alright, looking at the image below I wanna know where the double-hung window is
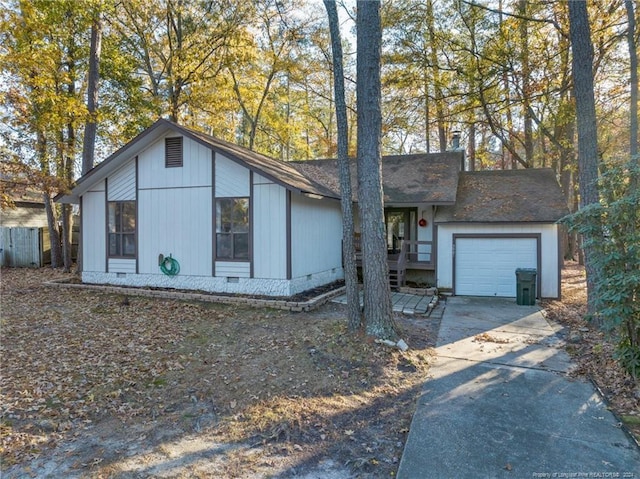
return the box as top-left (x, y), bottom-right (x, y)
top-left (108, 201), bottom-right (136, 257)
top-left (216, 198), bottom-right (249, 260)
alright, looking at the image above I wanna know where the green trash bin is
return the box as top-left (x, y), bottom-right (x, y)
top-left (515, 268), bottom-right (537, 305)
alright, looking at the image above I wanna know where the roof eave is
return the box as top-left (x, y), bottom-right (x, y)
top-left (55, 193), bottom-right (79, 204)
top-left (434, 219), bottom-right (563, 224)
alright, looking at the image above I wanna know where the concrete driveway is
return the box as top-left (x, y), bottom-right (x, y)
top-left (397, 297), bottom-right (640, 478)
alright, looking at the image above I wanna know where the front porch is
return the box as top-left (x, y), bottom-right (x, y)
top-left (355, 236), bottom-right (434, 289)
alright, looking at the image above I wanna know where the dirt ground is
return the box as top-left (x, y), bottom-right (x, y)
top-left (0, 268), bottom-right (438, 478)
top-left (2, 263), bottom-right (638, 478)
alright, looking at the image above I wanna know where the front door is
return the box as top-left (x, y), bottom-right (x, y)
top-left (385, 208), bottom-right (416, 253)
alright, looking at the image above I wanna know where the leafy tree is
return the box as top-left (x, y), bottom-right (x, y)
top-left (356, 0), bottom-right (397, 340)
top-left (112, 0), bottom-right (248, 124)
top-left (564, 161), bottom-right (640, 383)
top-left (227, 0), bottom-right (314, 156)
top-left (1, 0), bottom-right (94, 269)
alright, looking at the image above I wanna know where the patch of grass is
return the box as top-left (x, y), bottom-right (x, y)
top-left (621, 415), bottom-right (640, 426)
top-left (91, 307), bottom-right (114, 314)
top-left (151, 377), bottom-right (167, 387)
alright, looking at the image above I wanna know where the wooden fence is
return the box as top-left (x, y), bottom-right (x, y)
top-left (0, 227), bottom-right (44, 267)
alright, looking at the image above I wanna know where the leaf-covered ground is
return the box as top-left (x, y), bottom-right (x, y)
top-left (3, 263), bottom-right (636, 478)
top-left (0, 268), bottom-right (437, 478)
top-left (542, 261), bottom-right (640, 442)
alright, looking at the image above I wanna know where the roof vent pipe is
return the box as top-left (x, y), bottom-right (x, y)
top-left (450, 130), bottom-right (465, 171)
top-left (451, 131), bottom-right (461, 150)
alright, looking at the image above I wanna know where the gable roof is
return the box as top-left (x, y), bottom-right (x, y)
top-left (434, 169), bottom-right (569, 223)
top-left (290, 151), bottom-right (463, 204)
top-left (58, 119), bottom-right (339, 203)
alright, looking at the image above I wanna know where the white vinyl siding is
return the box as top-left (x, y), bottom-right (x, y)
top-left (291, 193), bottom-right (342, 277)
top-left (138, 135), bottom-right (212, 190)
top-left (0, 206), bottom-right (48, 228)
top-left (138, 187), bottom-right (212, 276)
top-left (108, 258), bottom-right (136, 274)
top-left (455, 237), bottom-right (537, 297)
top-left (82, 185), bottom-right (106, 272)
top-left (107, 160), bottom-right (136, 201)
top-left (437, 223), bottom-right (560, 298)
top-left (253, 174), bottom-right (287, 279)
top-left (215, 154), bottom-right (250, 197)
top-left (216, 261), bottom-right (250, 278)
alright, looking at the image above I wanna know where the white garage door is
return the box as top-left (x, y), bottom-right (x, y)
top-left (455, 237), bottom-right (537, 297)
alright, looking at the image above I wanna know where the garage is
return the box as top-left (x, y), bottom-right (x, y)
top-left (454, 235), bottom-right (539, 297)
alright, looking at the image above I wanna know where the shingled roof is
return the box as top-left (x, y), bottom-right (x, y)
top-left (290, 151), bottom-right (463, 204)
top-left (59, 119), bottom-right (340, 203)
top-left (435, 169), bottom-right (569, 223)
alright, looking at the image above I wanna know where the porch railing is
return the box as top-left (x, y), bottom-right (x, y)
top-left (351, 236), bottom-right (434, 270)
top-left (401, 240), bottom-right (434, 269)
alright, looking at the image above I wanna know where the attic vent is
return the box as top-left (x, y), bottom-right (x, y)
top-left (165, 137), bottom-right (183, 168)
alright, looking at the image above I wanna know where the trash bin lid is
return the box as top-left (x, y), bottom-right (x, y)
top-left (515, 268), bottom-right (537, 281)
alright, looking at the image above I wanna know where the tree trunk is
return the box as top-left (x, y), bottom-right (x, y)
top-left (61, 123), bottom-right (74, 272)
top-left (423, 70), bottom-right (430, 153)
top-left (82, 12), bottom-right (102, 175)
top-left (78, 11), bottom-right (103, 274)
top-left (324, 0), bottom-right (362, 332)
top-left (62, 38), bottom-right (76, 272)
top-left (61, 203), bottom-right (73, 272)
top-left (518, 0), bottom-right (534, 167)
top-left (468, 122), bottom-right (476, 171)
top-left (44, 192), bottom-right (62, 268)
top-left (426, 0), bottom-right (446, 152)
top-left (37, 129), bottom-right (62, 268)
top-left (625, 0), bottom-right (638, 183)
top-left (568, 0), bottom-right (601, 315)
top-left (356, 0), bottom-right (397, 340)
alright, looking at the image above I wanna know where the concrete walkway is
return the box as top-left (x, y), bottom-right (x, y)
top-left (332, 291), bottom-right (434, 315)
top-left (397, 297), bottom-right (640, 479)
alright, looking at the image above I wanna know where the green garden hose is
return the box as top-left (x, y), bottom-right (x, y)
top-left (160, 255), bottom-right (180, 276)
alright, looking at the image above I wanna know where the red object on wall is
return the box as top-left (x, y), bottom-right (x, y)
top-left (419, 218), bottom-right (428, 227)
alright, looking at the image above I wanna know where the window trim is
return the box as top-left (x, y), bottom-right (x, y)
top-left (107, 200), bottom-right (137, 258)
top-left (215, 197), bottom-right (250, 261)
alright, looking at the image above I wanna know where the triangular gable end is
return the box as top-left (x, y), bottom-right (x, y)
top-left (57, 119), bottom-right (339, 204)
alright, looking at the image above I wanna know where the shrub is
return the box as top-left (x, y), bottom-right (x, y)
top-left (563, 159), bottom-right (640, 383)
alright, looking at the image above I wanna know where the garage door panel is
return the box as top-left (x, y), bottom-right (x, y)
top-left (455, 237), bottom-right (537, 297)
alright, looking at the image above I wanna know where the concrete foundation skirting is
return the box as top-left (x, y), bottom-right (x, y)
top-left (45, 279), bottom-right (346, 313)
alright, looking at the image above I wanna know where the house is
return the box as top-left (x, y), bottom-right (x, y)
top-left (1, 190), bottom-right (51, 267)
top-left (59, 119), bottom-right (568, 299)
top-left (293, 156), bottom-right (568, 299)
top-left (1, 190), bottom-right (49, 228)
top-left (58, 119), bottom-right (344, 297)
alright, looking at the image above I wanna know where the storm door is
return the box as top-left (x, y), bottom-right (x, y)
top-left (384, 208), bottom-right (416, 254)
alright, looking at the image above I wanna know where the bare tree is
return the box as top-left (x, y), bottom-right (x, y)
top-left (356, 0), bottom-right (397, 339)
top-left (324, 0), bottom-right (361, 332)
